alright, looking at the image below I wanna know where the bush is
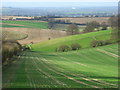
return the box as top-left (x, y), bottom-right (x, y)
top-left (48, 38), bottom-right (51, 40)
top-left (71, 43), bottom-right (81, 50)
top-left (59, 45), bottom-right (70, 52)
top-left (91, 40), bottom-right (104, 47)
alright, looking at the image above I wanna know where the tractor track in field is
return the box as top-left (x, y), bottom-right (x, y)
top-left (107, 48), bottom-right (118, 53)
top-left (25, 56), bottom-right (33, 88)
top-left (73, 51), bottom-right (118, 75)
top-left (37, 54), bottom-right (117, 88)
top-left (35, 56), bottom-right (101, 88)
top-left (35, 52), bottom-right (117, 87)
top-left (31, 55), bottom-right (67, 87)
top-left (97, 49), bottom-right (119, 58)
top-left (59, 53), bottom-right (115, 72)
top-left (73, 52), bottom-right (108, 65)
top-left (26, 53), bottom-right (55, 88)
top-left (72, 73), bottom-right (117, 87)
top-left (59, 56), bottom-right (88, 67)
top-left (34, 57), bottom-right (68, 87)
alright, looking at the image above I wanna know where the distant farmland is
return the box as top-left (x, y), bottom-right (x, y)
top-left (55, 17), bottom-right (110, 24)
top-left (2, 20), bottom-right (48, 29)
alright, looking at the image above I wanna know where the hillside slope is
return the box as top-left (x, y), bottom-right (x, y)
top-left (31, 30), bottom-right (112, 52)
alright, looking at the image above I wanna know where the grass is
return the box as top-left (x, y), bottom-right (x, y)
top-left (1, 24), bottom-right (30, 28)
top-left (2, 20), bottom-right (48, 29)
top-left (31, 30), bottom-right (112, 52)
top-left (3, 44), bottom-right (118, 88)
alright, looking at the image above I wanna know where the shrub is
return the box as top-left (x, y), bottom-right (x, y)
top-left (48, 38), bottom-right (51, 40)
top-left (31, 42), bottom-right (34, 44)
top-left (91, 40), bottom-right (104, 47)
top-left (59, 45), bottom-right (70, 52)
top-left (91, 40), bottom-right (98, 47)
top-left (71, 43), bottom-right (81, 50)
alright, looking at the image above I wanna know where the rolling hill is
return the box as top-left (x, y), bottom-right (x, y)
top-left (31, 30), bottom-right (113, 52)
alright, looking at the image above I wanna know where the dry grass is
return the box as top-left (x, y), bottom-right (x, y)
top-left (2, 28), bottom-right (27, 41)
top-left (2, 16), bottom-right (34, 20)
top-left (3, 28), bottom-right (67, 45)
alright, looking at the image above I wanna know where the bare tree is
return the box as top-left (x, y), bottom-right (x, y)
top-left (83, 21), bottom-right (100, 33)
top-left (66, 23), bottom-right (79, 35)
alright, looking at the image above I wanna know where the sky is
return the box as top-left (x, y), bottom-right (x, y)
top-left (2, 0), bottom-right (119, 2)
top-left (2, 0), bottom-right (119, 7)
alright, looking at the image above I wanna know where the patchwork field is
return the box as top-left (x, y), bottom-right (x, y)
top-left (2, 44), bottom-right (118, 88)
top-left (31, 30), bottom-right (112, 52)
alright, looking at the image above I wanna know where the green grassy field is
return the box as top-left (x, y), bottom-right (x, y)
top-left (1, 24), bottom-right (31, 28)
top-left (2, 20), bottom-right (48, 29)
top-left (3, 44), bottom-right (118, 88)
top-left (31, 30), bottom-right (112, 52)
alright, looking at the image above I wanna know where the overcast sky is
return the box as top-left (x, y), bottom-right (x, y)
top-left (2, 0), bottom-right (119, 2)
